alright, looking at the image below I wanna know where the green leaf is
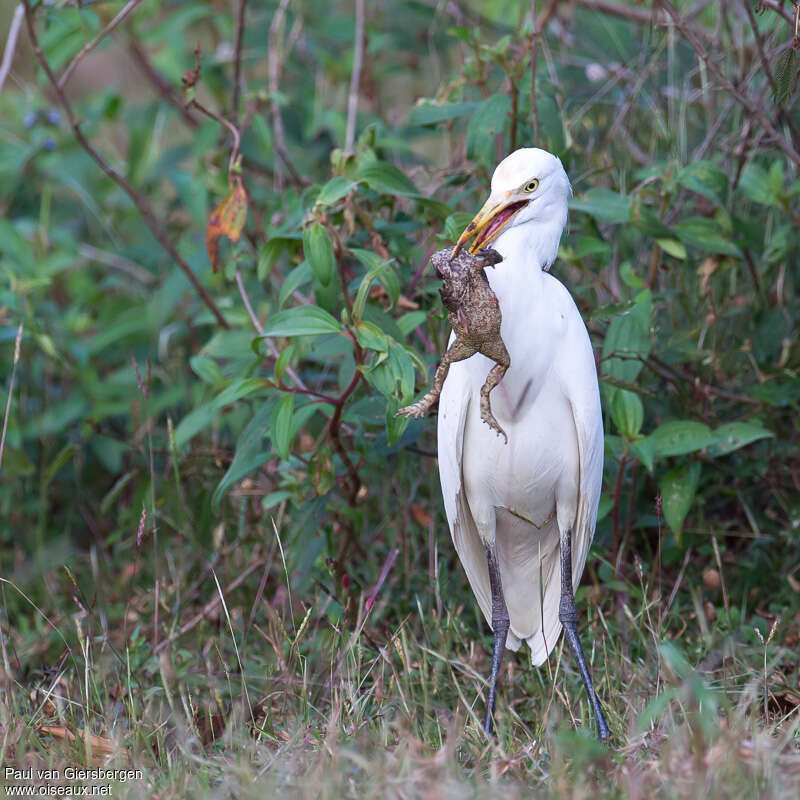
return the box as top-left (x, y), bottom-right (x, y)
top-left (738, 163), bottom-right (780, 207)
top-left (41, 444), bottom-right (75, 494)
top-left (352, 259), bottom-right (395, 323)
top-left (656, 238), bottom-right (687, 260)
top-left (678, 161), bottom-right (728, 206)
top-left (660, 462), bottom-right (701, 540)
top-left (408, 101), bottom-right (478, 127)
top-left (303, 223), bottom-right (336, 287)
top-left (466, 93), bottom-right (510, 165)
top-left (258, 237), bottom-right (292, 280)
top-left (315, 176), bottom-right (356, 207)
top-left (261, 305), bottom-right (342, 338)
top-left (355, 321), bottom-right (389, 352)
top-left (174, 378), bottom-right (267, 448)
top-left (213, 403), bottom-right (274, 507)
top-left (190, 355), bottom-right (223, 386)
top-left (610, 389), bottom-right (643, 438)
top-left (642, 420), bottom-right (713, 459)
top-left (385, 396), bottom-right (409, 446)
top-left (356, 161), bottom-right (418, 196)
top-left (272, 394), bottom-right (295, 460)
top-left (279, 261), bottom-right (313, 308)
top-left (707, 421), bottom-right (773, 457)
top-left (570, 189), bottom-right (632, 224)
top-left (444, 212), bottom-right (473, 243)
top-left (674, 217), bottom-right (742, 257)
top-left (397, 311), bottom-right (427, 337)
top-left (601, 290), bottom-right (652, 383)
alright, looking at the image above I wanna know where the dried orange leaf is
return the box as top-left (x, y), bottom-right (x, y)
top-left (38, 725), bottom-right (115, 763)
top-left (206, 176), bottom-right (248, 272)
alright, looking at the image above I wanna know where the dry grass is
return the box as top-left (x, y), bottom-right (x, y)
top-left (1, 531), bottom-right (798, 799)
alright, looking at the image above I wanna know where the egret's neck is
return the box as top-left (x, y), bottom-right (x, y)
top-left (492, 215), bottom-right (565, 273)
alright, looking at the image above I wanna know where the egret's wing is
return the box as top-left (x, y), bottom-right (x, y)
top-left (567, 388), bottom-right (604, 597)
top-left (437, 357), bottom-right (524, 648)
top-left (437, 361), bottom-right (489, 611)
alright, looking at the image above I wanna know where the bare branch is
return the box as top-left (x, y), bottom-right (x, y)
top-left (59, 0), bottom-right (143, 90)
top-left (127, 39), bottom-right (199, 128)
top-left (232, 0), bottom-right (248, 119)
top-left (268, 0), bottom-right (303, 190)
top-left (656, 0), bottom-right (800, 167)
top-left (189, 98), bottom-right (241, 176)
top-left (530, 1), bottom-right (539, 144)
top-left (345, 0), bottom-right (365, 153)
top-left (22, 1), bottom-right (230, 329)
top-left (0, 4), bottom-right (24, 93)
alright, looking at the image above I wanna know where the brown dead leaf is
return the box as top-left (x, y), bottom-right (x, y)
top-left (37, 725), bottom-right (115, 764)
top-left (787, 573), bottom-right (800, 593)
top-left (397, 293), bottom-right (420, 311)
top-left (206, 176), bottom-right (248, 272)
top-left (698, 257), bottom-right (719, 294)
top-left (411, 504), bottom-right (432, 527)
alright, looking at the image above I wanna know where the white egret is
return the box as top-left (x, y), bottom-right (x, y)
top-left (438, 147), bottom-right (609, 739)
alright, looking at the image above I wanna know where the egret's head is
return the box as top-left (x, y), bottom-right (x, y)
top-left (453, 148), bottom-right (571, 264)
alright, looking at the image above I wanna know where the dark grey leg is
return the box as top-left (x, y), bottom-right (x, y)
top-left (484, 543), bottom-right (510, 736)
top-left (559, 529), bottom-right (610, 741)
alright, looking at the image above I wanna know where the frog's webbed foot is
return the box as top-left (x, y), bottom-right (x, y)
top-left (396, 395), bottom-right (435, 419)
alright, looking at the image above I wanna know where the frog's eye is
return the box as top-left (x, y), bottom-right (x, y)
top-left (523, 178), bottom-right (539, 193)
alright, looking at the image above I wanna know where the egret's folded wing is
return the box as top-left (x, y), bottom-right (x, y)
top-left (437, 357), bottom-right (522, 651)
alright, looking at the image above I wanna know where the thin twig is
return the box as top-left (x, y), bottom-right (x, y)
top-left (0, 323), bottom-right (23, 473)
top-left (345, 0), bottom-right (365, 153)
top-left (78, 243), bottom-right (155, 284)
top-left (126, 40), bottom-right (199, 128)
top-left (711, 535), bottom-right (730, 621)
top-left (235, 268), bottom-right (309, 392)
top-left (153, 559), bottom-right (265, 654)
top-left (189, 99), bottom-right (241, 175)
top-left (656, 0), bottom-right (800, 167)
top-left (0, 4), bottom-right (24, 93)
top-left (231, 0), bottom-right (248, 119)
top-left (58, 0), bottom-right (143, 90)
top-left (268, 0), bottom-right (302, 190)
top-left (22, 1), bottom-right (230, 329)
top-left (661, 547), bottom-right (692, 626)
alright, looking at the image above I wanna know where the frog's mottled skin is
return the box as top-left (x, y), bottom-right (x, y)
top-left (396, 246), bottom-right (510, 442)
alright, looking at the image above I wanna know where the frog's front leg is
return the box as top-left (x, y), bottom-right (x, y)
top-left (395, 338), bottom-right (477, 419)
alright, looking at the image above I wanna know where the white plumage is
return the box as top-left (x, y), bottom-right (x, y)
top-left (437, 148), bottom-right (603, 668)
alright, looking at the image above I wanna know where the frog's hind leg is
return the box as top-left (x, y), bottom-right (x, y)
top-left (478, 340), bottom-right (510, 442)
top-left (395, 339), bottom-right (477, 419)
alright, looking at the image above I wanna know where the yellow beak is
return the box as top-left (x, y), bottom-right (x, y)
top-left (452, 195), bottom-right (529, 257)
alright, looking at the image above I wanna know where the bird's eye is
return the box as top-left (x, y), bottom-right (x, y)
top-left (523, 179), bottom-right (539, 193)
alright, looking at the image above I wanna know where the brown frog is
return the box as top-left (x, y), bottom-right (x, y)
top-left (396, 246), bottom-right (510, 442)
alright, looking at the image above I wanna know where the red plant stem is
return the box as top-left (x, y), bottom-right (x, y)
top-left (328, 370), bottom-right (363, 505)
